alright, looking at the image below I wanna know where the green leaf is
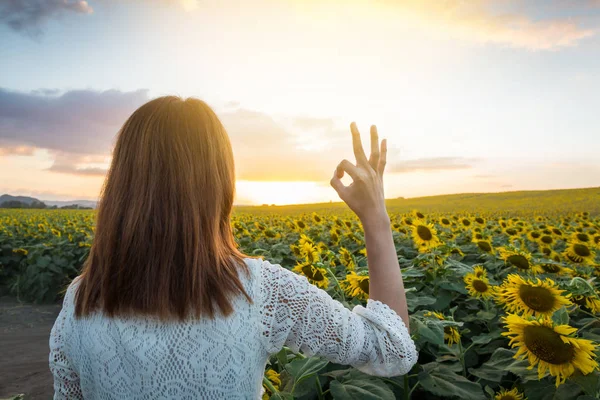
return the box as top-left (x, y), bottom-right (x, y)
top-left (475, 309), bottom-right (496, 321)
top-left (524, 380), bottom-right (582, 400)
top-left (330, 379), bottom-right (396, 400)
top-left (412, 318), bottom-right (445, 346)
top-left (418, 364), bottom-right (486, 400)
top-left (470, 334), bottom-right (494, 345)
top-left (569, 371), bottom-right (600, 396)
top-left (469, 348), bottom-right (538, 383)
top-left (552, 306), bottom-right (570, 326)
top-left (286, 357), bottom-right (329, 395)
top-left (406, 293), bottom-right (436, 311)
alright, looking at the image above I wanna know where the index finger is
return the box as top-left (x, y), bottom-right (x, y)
top-left (350, 122), bottom-right (369, 166)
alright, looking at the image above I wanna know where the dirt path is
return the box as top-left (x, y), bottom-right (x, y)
top-left (0, 297), bottom-right (61, 400)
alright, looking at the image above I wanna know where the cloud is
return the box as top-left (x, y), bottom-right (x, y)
top-left (0, 87), bottom-right (149, 155)
top-left (389, 157), bottom-right (477, 173)
top-left (0, 0), bottom-right (93, 36)
top-left (1, 88), bottom-right (478, 182)
top-left (0, 88), bottom-right (344, 181)
top-left (0, 145), bottom-right (36, 156)
top-left (378, 0), bottom-right (595, 50)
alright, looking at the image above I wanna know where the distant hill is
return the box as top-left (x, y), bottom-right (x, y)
top-left (42, 199), bottom-right (98, 209)
top-left (0, 194), bottom-right (97, 209)
top-left (0, 194), bottom-right (43, 206)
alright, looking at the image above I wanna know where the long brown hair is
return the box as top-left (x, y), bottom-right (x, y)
top-left (74, 96), bottom-right (252, 320)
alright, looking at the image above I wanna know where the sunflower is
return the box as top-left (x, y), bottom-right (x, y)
top-left (440, 217), bottom-right (452, 227)
top-left (495, 274), bottom-right (571, 318)
top-left (411, 222), bottom-right (441, 252)
top-left (494, 387), bottom-right (525, 400)
top-left (474, 216), bottom-right (486, 225)
top-left (498, 247), bottom-right (541, 273)
top-left (342, 271), bottom-right (369, 300)
top-left (504, 227), bottom-right (520, 237)
top-left (424, 311), bottom-right (461, 346)
top-left (474, 239), bottom-right (494, 254)
top-left (464, 274), bottom-right (494, 299)
top-left (538, 234), bottom-right (555, 247)
top-left (527, 230), bottom-right (542, 242)
top-left (329, 229), bottom-right (340, 244)
top-left (338, 247), bottom-right (355, 271)
top-left (293, 262), bottom-right (329, 289)
top-left (299, 242), bottom-right (320, 264)
top-left (572, 295), bottom-right (600, 314)
top-left (593, 234), bottom-right (600, 248)
top-left (572, 232), bottom-right (591, 244)
top-left (502, 314), bottom-right (598, 387)
top-left (412, 210), bottom-right (426, 220)
top-left (311, 213), bottom-right (322, 224)
top-left (540, 263), bottom-right (573, 276)
top-left (295, 220), bottom-right (306, 230)
top-left (564, 242), bottom-right (596, 265)
top-left (262, 369), bottom-right (281, 400)
top-left (459, 218), bottom-right (472, 228)
top-left (473, 265), bottom-right (488, 279)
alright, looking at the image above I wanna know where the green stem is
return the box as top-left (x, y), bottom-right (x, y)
top-left (408, 382), bottom-right (421, 399)
top-left (580, 319), bottom-right (599, 331)
top-left (578, 309), bottom-right (600, 321)
top-left (315, 376), bottom-right (325, 400)
top-left (381, 378), bottom-right (405, 391)
top-left (403, 375), bottom-right (409, 400)
top-left (458, 339), bottom-right (467, 377)
top-left (326, 267), bottom-right (345, 301)
top-left (263, 376), bottom-right (280, 399)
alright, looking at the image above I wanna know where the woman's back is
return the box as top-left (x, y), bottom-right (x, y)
top-left (50, 257), bottom-right (416, 399)
top-left (49, 96), bottom-right (417, 398)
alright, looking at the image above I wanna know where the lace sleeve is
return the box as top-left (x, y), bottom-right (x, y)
top-left (258, 259), bottom-right (418, 377)
top-left (49, 280), bottom-right (84, 399)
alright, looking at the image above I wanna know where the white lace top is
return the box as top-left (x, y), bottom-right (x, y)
top-left (49, 257), bottom-right (418, 399)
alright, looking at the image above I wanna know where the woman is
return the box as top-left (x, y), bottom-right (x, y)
top-left (49, 96), bottom-right (417, 399)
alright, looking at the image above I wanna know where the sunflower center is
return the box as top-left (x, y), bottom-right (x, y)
top-left (531, 232), bottom-right (541, 239)
top-left (541, 264), bottom-right (560, 273)
top-left (576, 233), bottom-right (590, 242)
top-left (358, 279), bottom-right (370, 294)
top-left (472, 279), bottom-right (489, 293)
top-left (477, 241), bottom-right (492, 252)
top-left (573, 244), bottom-right (591, 257)
top-left (301, 264), bottom-right (324, 281)
top-left (417, 225), bottom-right (433, 241)
top-left (540, 235), bottom-right (553, 244)
top-left (523, 325), bottom-right (574, 365)
top-left (505, 228), bottom-right (517, 236)
top-left (475, 217), bottom-right (484, 224)
top-left (572, 295), bottom-right (587, 307)
top-left (518, 285), bottom-right (555, 312)
top-left (507, 255), bottom-right (530, 270)
top-left (441, 218), bottom-right (450, 225)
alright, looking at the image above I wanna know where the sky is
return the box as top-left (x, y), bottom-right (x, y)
top-left (1, 0), bottom-right (599, 205)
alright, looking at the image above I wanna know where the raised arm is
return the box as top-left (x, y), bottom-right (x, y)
top-left (329, 122), bottom-right (409, 327)
top-left (258, 259), bottom-right (417, 377)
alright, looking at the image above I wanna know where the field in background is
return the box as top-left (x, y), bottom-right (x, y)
top-left (1, 186), bottom-right (600, 399)
top-left (239, 187), bottom-right (600, 215)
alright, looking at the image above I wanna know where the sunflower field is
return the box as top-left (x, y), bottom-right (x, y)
top-left (2, 188), bottom-right (600, 400)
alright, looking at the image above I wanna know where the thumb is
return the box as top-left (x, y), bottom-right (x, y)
top-left (330, 170), bottom-right (347, 199)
